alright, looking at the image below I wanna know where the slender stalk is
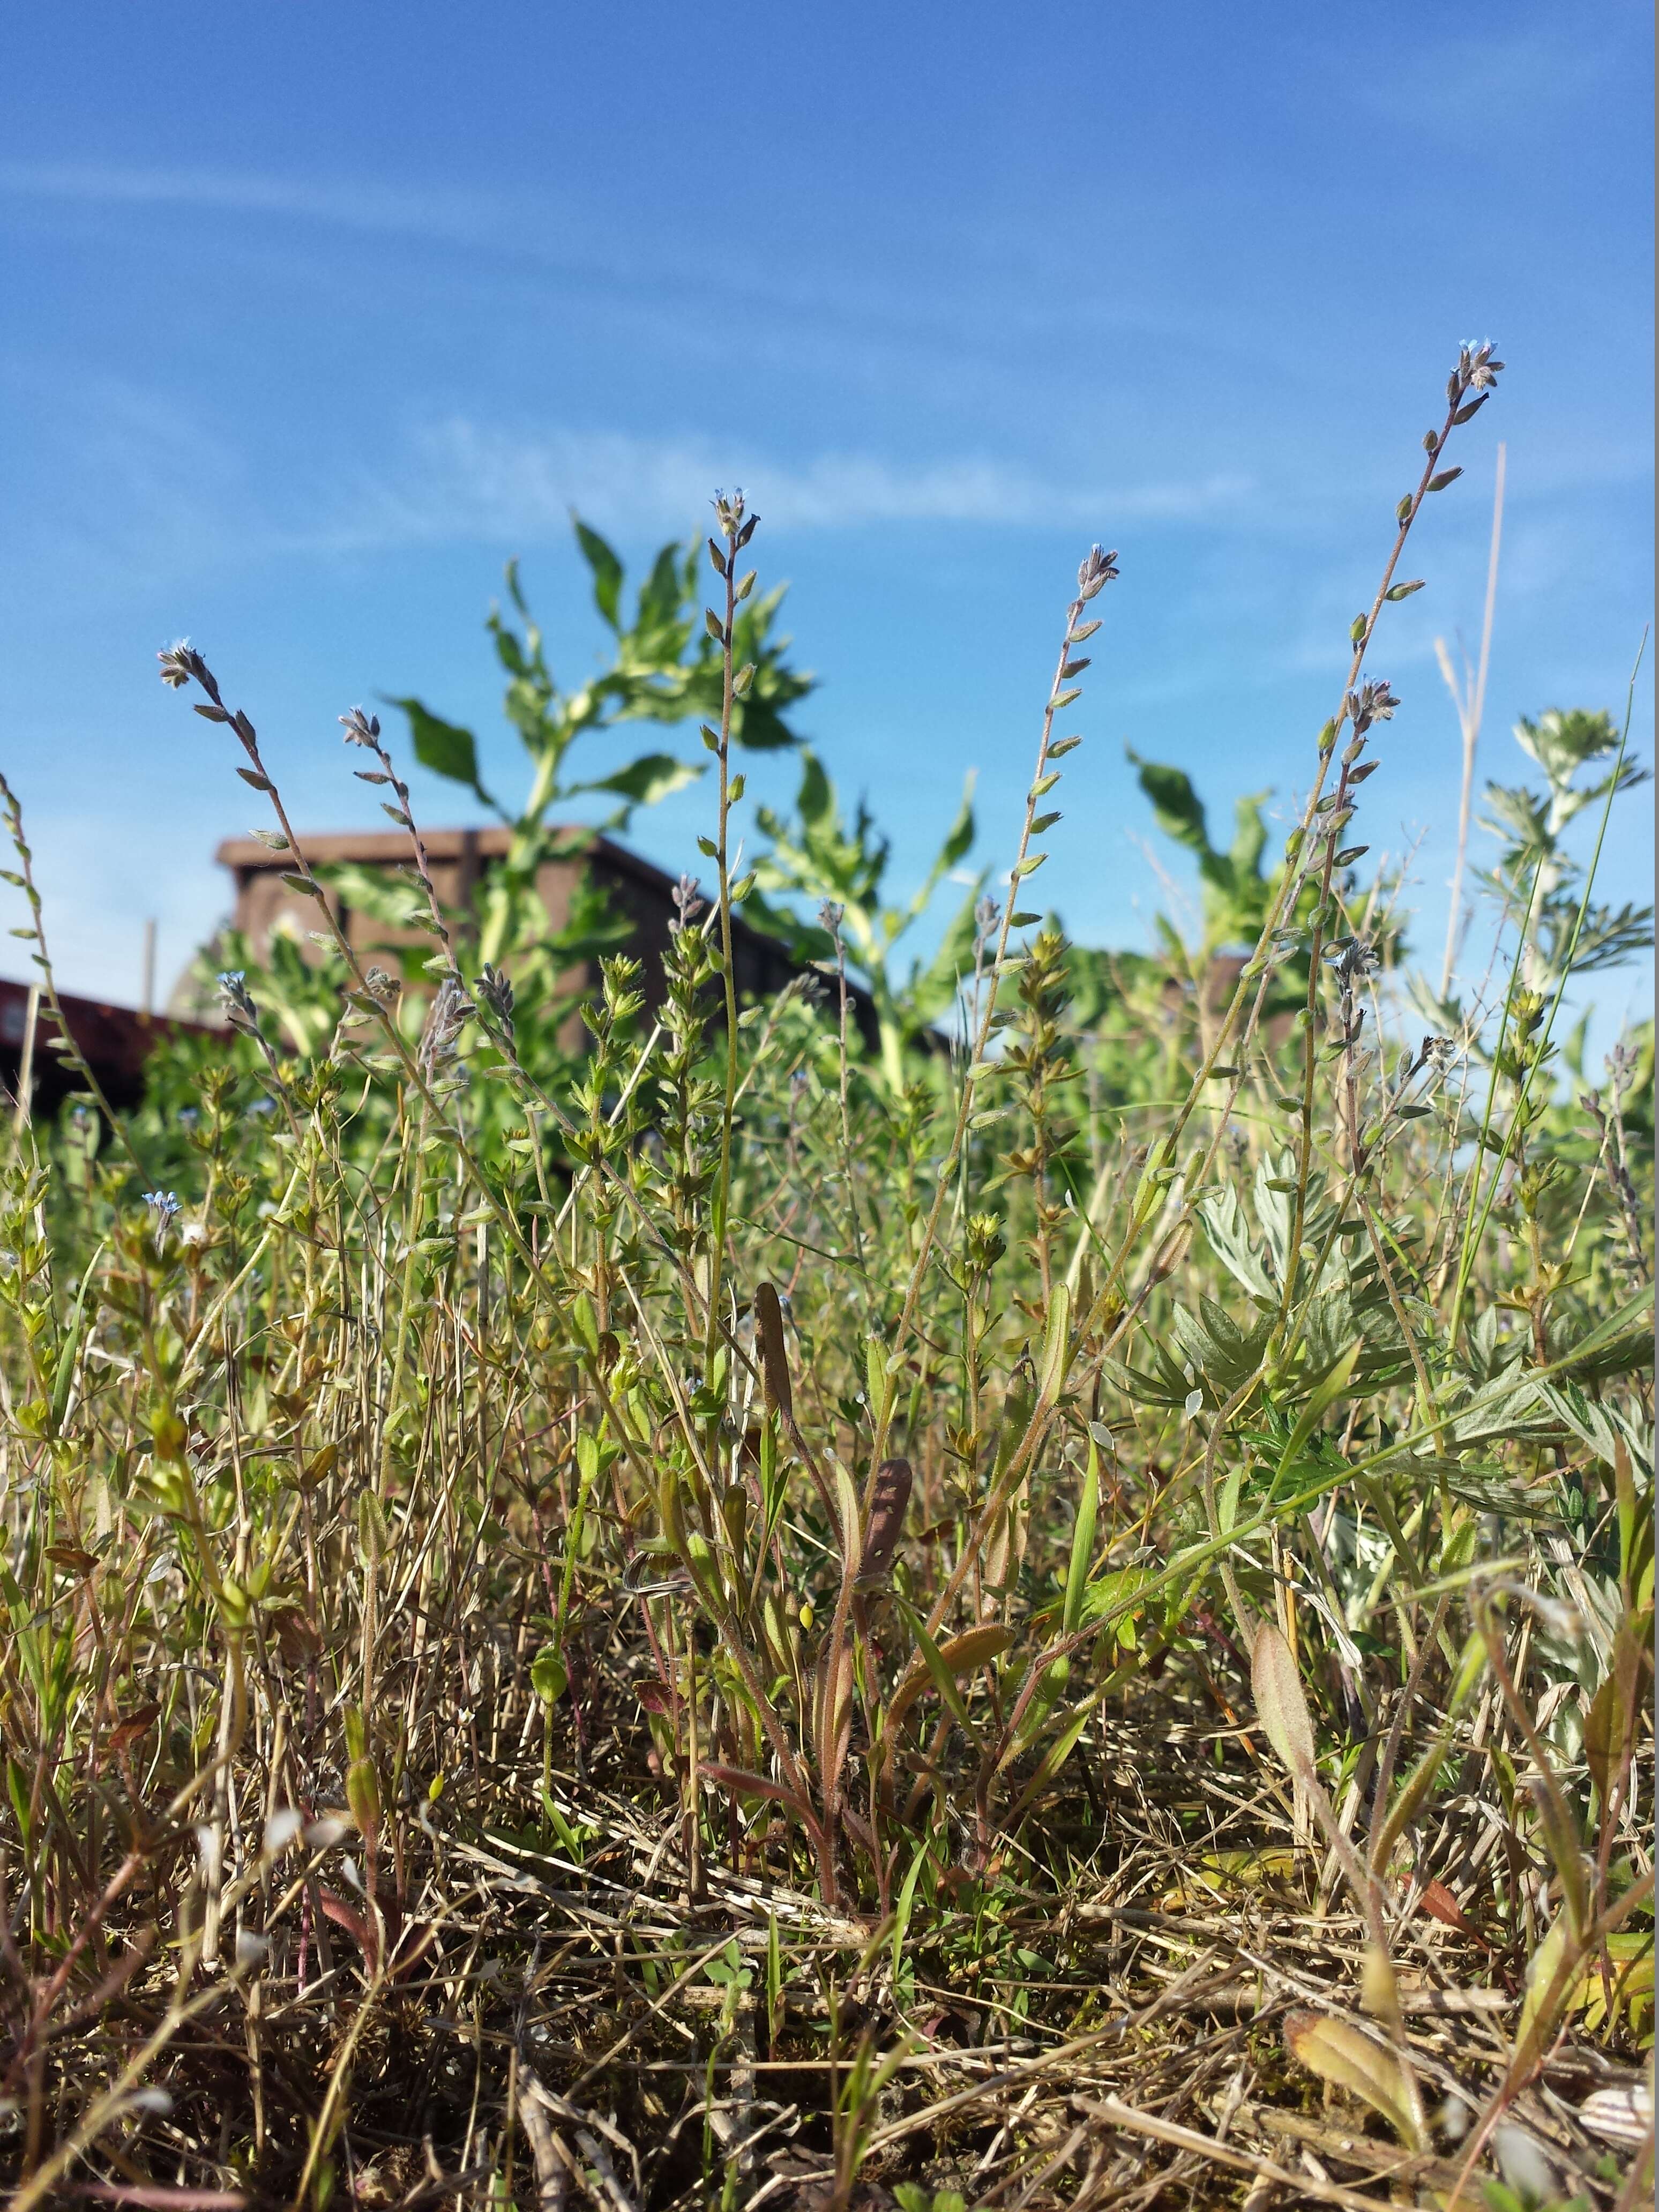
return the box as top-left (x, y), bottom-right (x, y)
top-left (1274, 368), bottom-right (1496, 1342)
top-left (1438, 440), bottom-right (1506, 997)
top-left (871, 544), bottom-right (1117, 1464)
top-left (824, 906), bottom-right (868, 1284)
top-left (1074, 350), bottom-right (1504, 1363)
top-left (5, 344), bottom-right (1650, 2204)
top-left (704, 499), bottom-right (748, 1373)
top-left (1448, 651), bottom-right (1643, 1342)
top-left (9, 980), bottom-right (38, 1147)
top-left (0, 778), bottom-right (145, 1175)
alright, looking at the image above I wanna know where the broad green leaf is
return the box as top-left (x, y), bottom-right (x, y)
top-left (541, 1793), bottom-right (589, 1860)
top-left (1038, 1282), bottom-right (1071, 1403)
top-left (1218, 1460), bottom-right (1244, 1534)
top-left (1275, 1337), bottom-right (1361, 1476)
top-left (1077, 1563), bottom-right (1156, 1629)
top-left (50, 1239), bottom-right (107, 1434)
top-left (891, 1835), bottom-right (933, 1985)
top-left (1062, 1440), bottom-right (1099, 1636)
top-left (1514, 1911), bottom-right (1572, 2066)
top-left (387, 697), bottom-right (498, 809)
top-left (633, 541), bottom-right (685, 636)
top-left (1585, 1622), bottom-right (1648, 1810)
top-left (1551, 1282), bottom-right (1654, 1384)
top-left (1528, 1774), bottom-right (1588, 1941)
top-left (1007, 1695), bottom-right (1093, 1814)
top-left (573, 518), bottom-right (624, 629)
top-left (797, 750), bottom-right (835, 834)
top-left (833, 1459), bottom-right (862, 1570)
top-left (865, 1337), bottom-right (887, 1425)
top-left (938, 776), bottom-right (976, 871)
top-left (571, 753), bottom-right (703, 811)
top-left (1369, 1736), bottom-right (1452, 1872)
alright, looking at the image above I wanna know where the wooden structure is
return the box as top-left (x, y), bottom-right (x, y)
top-left (214, 825), bottom-right (877, 1041)
top-left (0, 978), bottom-right (211, 1117)
top-left (0, 826), bottom-right (900, 1120)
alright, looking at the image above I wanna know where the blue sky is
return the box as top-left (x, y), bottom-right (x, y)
top-left (1, 1), bottom-right (1651, 1046)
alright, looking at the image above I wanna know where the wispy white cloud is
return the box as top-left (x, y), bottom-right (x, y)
top-left (0, 158), bottom-right (933, 338)
top-left (0, 158), bottom-right (1230, 380)
top-left (0, 357), bottom-right (1253, 584)
top-left (0, 367), bottom-right (261, 589)
top-left (1351, 23), bottom-right (1613, 137)
top-left (339, 419), bottom-right (1253, 544)
top-left (0, 159), bottom-right (507, 246)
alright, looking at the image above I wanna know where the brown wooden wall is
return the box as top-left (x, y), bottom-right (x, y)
top-left (215, 826), bottom-right (873, 1044)
top-left (0, 979), bottom-right (212, 1115)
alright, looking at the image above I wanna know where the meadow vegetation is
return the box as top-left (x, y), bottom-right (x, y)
top-left (0, 345), bottom-right (1651, 2210)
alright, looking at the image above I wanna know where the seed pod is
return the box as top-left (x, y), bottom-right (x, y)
top-left (721, 1484), bottom-right (749, 1557)
top-left (658, 1467), bottom-right (689, 1559)
top-left (753, 1281), bottom-right (793, 1420)
top-left (858, 1458), bottom-right (913, 1587)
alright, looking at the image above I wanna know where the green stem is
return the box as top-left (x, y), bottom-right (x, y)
top-left (705, 530), bottom-right (743, 1374)
top-left (1448, 647), bottom-right (1643, 1344)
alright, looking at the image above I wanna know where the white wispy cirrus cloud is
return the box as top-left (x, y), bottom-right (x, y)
top-left (0, 159), bottom-right (510, 245)
top-left (1349, 24), bottom-right (1612, 138)
top-left (338, 419), bottom-right (1252, 546)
